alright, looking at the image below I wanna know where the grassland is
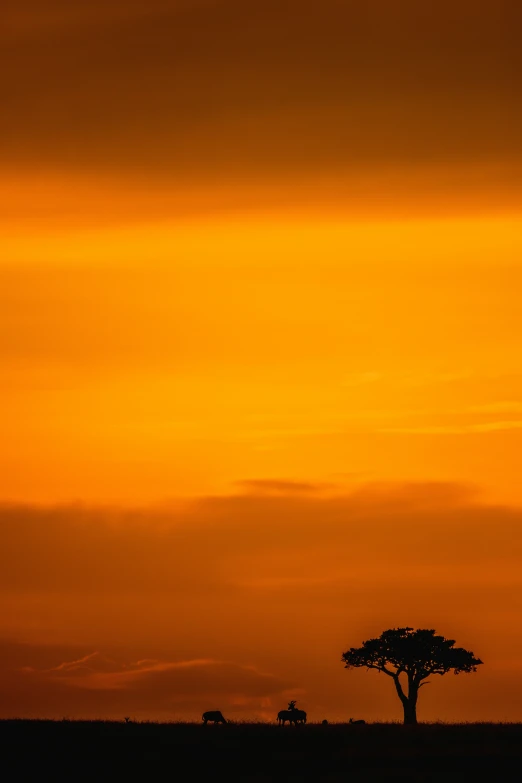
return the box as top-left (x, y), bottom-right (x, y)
top-left (1, 720), bottom-right (521, 781)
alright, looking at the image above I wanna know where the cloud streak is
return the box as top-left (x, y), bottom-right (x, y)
top-left (379, 420), bottom-right (522, 435)
top-left (0, 640), bottom-right (291, 718)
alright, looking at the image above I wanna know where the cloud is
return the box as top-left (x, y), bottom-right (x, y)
top-left (469, 401), bottom-right (522, 414)
top-left (46, 651), bottom-right (125, 677)
top-left (0, 639), bottom-right (292, 719)
top-left (0, 481), bottom-right (520, 599)
top-left (235, 479), bottom-right (333, 495)
top-left (50, 654), bottom-right (288, 698)
top-left (379, 421), bottom-right (522, 435)
top-left (2, 0), bottom-right (521, 184)
top-left (4, 1), bottom-right (214, 38)
top-left (2, 482), bottom-right (522, 720)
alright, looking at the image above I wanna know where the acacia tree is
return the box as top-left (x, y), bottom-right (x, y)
top-left (341, 627), bottom-right (483, 724)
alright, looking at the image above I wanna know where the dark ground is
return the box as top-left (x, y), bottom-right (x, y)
top-left (1, 720), bottom-right (521, 782)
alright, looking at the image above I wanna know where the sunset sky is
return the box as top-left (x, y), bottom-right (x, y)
top-left (2, 0), bottom-right (522, 722)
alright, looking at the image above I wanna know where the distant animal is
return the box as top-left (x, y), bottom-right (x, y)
top-left (349, 718), bottom-right (366, 725)
top-left (291, 709), bottom-right (307, 725)
top-left (322, 719), bottom-right (329, 725)
top-left (202, 710), bottom-right (227, 724)
top-left (278, 700), bottom-right (307, 725)
top-left (277, 710), bottom-right (307, 725)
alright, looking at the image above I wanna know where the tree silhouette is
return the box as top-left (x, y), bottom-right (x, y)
top-left (341, 627), bottom-right (483, 724)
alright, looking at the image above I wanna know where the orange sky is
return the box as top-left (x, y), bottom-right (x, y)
top-left (2, 0), bottom-right (522, 722)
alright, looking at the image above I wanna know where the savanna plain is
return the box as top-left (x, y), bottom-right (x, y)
top-left (2, 719), bottom-right (522, 782)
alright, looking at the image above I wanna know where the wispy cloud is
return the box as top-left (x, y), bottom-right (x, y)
top-left (0, 640), bottom-right (293, 718)
top-left (235, 479), bottom-right (334, 495)
top-left (468, 401), bottom-right (522, 414)
top-left (379, 420), bottom-right (522, 435)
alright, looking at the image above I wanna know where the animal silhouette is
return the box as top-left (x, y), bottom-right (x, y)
top-left (277, 700), bottom-right (307, 725)
top-left (290, 709), bottom-right (307, 725)
top-left (202, 710), bottom-right (227, 724)
top-left (349, 718), bottom-right (366, 725)
top-left (277, 709), bottom-right (294, 725)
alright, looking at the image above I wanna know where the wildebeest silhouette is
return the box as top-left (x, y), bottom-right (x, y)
top-left (277, 700), bottom-right (307, 725)
top-left (290, 709), bottom-right (307, 724)
top-left (202, 710), bottom-right (227, 724)
top-left (349, 718), bottom-right (366, 725)
top-left (277, 709), bottom-right (294, 725)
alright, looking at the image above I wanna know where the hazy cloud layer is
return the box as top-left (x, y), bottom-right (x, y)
top-left (3, 0), bottom-right (521, 183)
top-left (2, 481), bottom-right (521, 595)
top-left (1, 482), bottom-right (522, 720)
top-left (0, 640), bottom-right (291, 719)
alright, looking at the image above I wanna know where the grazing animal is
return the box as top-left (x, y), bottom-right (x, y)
top-left (349, 718), bottom-right (366, 725)
top-left (290, 709), bottom-right (307, 725)
top-left (277, 700), bottom-right (307, 725)
top-left (202, 710), bottom-right (227, 724)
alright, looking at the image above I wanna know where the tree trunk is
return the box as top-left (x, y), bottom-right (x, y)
top-left (393, 673), bottom-right (418, 725)
top-left (403, 675), bottom-right (418, 725)
top-left (402, 698), bottom-right (418, 725)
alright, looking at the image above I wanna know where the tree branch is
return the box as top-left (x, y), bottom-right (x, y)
top-left (361, 663), bottom-right (396, 676)
top-left (392, 673), bottom-right (408, 705)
